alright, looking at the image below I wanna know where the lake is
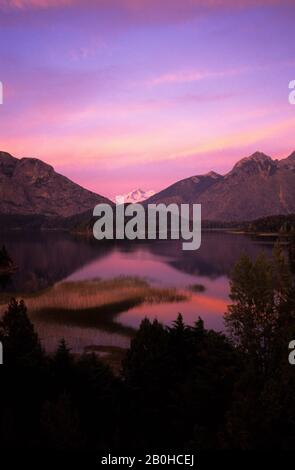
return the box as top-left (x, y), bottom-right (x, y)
top-left (0, 231), bottom-right (274, 354)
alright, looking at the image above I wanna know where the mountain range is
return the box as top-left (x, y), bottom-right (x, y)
top-left (145, 151), bottom-right (295, 222)
top-left (0, 151), bottom-right (110, 218)
top-left (1, 150), bottom-right (295, 228)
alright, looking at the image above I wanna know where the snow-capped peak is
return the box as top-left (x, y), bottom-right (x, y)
top-left (115, 188), bottom-right (155, 203)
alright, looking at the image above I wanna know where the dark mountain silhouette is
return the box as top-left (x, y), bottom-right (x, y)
top-left (0, 151), bottom-right (111, 218)
top-left (2, 150), bottom-right (295, 226)
top-left (279, 150), bottom-right (295, 168)
top-left (146, 171), bottom-right (222, 205)
top-left (145, 151), bottom-right (295, 222)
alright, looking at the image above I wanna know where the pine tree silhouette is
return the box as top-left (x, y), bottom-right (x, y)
top-left (0, 245), bottom-right (12, 268)
top-left (0, 298), bottom-right (44, 365)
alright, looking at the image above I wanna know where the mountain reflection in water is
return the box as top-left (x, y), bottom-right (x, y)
top-left (0, 231), bottom-right (273, 353)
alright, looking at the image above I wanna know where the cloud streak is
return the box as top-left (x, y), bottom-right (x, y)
top-left (0, 0), bottom-right (71, 9)
top-left (147, 67), bottom-right (247, 87)
top-left (1, 0), bottom-right (291, 9)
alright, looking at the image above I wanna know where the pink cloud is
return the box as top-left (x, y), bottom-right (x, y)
top-left (0, 0), bottom-right (71, 8)
top-left (147, 67), bottom-right (246, 87)
top-left (1, 0), bottom-right (291, 12)
top-left (0, 0), bottom-right (292, 37)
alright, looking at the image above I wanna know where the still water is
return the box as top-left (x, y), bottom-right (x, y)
top-left (0, 231), bottom-right (273, 353)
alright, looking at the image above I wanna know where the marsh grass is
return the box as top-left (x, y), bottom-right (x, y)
top-left (0, 277), bottom-right (188, 334)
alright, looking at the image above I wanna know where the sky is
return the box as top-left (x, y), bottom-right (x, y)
top-left (0, 0), bottom-right (295, 199)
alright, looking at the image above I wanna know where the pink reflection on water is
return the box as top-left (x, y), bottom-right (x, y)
top-left (67, 248), bottom-right (191, 285)
top-left (120, 290), bottom-right (228, 333)
top-left (67, 248), bottom-right (229, 331)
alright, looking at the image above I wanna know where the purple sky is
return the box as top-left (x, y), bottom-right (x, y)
top-left (0, 0), bottom-right (295, 198)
